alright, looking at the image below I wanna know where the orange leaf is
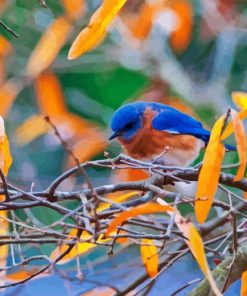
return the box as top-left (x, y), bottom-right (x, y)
top-left (124, 3), bottom-right (154, 40)
top-left (140, 239), bottom-right (158, 278)
top-left (241, 270), bottom-right (247, 296)
top-left (231, 109), bottom-right (246, 181)
top-left (26, 16), bottom-right (72, 77)
top-left (157, 198), bottom-right (222, 296)
top-left (61, 0), bottom-right (86, 21)
top-left (170, 0), bottom-right (193, 53)
top-left (5, 267), bottom-right (48, 282)
top-left (105, 203), bottom-right (174, 237)
top-left (34, 72), bottom-right (67, 115)
top-left (0, 35), bottom-right (13, 57)
top-left (0, 79), bottom-right (22, 118)
top-left (68, 0), bottom-right (127, 59)
top-left (232, 91), bottom-right (247, 110)
top-left (221, 109), bottom-right (247, 140)
top-left (195, 116), bottom-right (225, 224)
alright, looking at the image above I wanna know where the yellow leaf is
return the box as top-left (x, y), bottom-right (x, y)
top-left (195, 116), bottom-right (225, 224)
top-left (157, 198), bottom-right (222, 296)
top-left (232, 91), bottom-right (247, 110)
top-left (14, 114), bottom-right (50, 146)
top-left (97, 191), bottom-right (139, 213)
top-left (68, 0), bottom-right (127, 59)
top-left (61, 0), bottom-right (86, 21)
top-left (140, 239), bottom-right (158, 278)
top-left (241, 270), bottom-right (247, 296)
top-left (50, 230), bottom-right (111, 264)
top-left (105, 203), bottom-right (174, 237)
top-left (231, 109), bottom-right (247, 181)
top-left (26, 16), bottom-right (72, 77)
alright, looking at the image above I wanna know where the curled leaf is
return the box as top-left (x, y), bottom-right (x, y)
top-left (195, 116), bottom-right (225, 224)
top-left (68, 0), bottom-right (127, 59)
top-left (140, 239), bottom-right (158, 278)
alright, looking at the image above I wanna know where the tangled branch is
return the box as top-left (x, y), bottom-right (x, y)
top-left (0, 154), bottom-right (246, 293)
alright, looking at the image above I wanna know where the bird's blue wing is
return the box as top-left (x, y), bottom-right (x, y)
top-left (152, 108), bottom-right (210, 142)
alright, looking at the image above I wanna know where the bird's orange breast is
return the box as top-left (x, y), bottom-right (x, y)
top-left (118, 108), bottom-right (204, 166)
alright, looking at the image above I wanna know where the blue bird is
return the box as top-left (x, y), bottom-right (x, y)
top-left (109, 102), bottom-right (235, 167)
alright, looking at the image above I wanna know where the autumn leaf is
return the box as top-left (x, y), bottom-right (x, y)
top-left (195, 116), bottom-right (225, 224)
top-left (169, 0), bottom-right (193, 53)
top-left (68, 0), bottom-right (127, 60)
top-left (61, 0), bottom-right (86, 21)
top-left (232, 91), bottom-right (247, 110)
top-left (122, 2), bottom-right (154, 40)
top-left (26, 16), bottom-right (72, 77)
top-left (157, 198), bottom-right (222, 296)
top-left (140, 239), bottom-right (158, 278)
top-left (0, 35), bottom-right (13, 57)
top-left (241, 270), bottom-right (247, 296)
top-left (0, 116), bottom-right (12, 285)
top-left (105, 203), bottom-right (174, 237)
top-left (230, 109), bottom-right (247, 181)
top-left (0, 79), bottom-right (22, 118)
top-left (34, 72), bottom-right (67, 115)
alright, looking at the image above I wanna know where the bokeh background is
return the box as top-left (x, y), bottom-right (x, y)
top-left (0, 0), bottom-right (246, 295)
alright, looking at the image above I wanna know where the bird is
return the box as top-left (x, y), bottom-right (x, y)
top-left (109, 101), bottom-right (235, 167)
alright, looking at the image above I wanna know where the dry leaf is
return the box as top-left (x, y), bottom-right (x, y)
top-left (140, 239), bottom-right (158, 278)
top-left (232, 91), bottom-right (247, 110)
top-left (68, 0), bottom-right (127, 59)
top-left (195, 116), bottom-right (225, 224)
top-left (26, 16), bottom-right (72, 77)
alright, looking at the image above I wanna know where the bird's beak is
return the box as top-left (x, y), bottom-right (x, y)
top-left (109, 131), bottom-right (122, 140)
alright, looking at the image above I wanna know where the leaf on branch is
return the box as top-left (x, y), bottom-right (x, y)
top-left (105, 203), bottom-right (174, 237)
top-left (157, 198), bottom-right (222, 296)
top-left (50, 230), bottom-right (111, 264)
top-left (230, 109), bottom-right (247, 181)
top-left (61, 0), bottom-right (86, 21)
top-left (222, 92), bottom-right (247, 140)
top-left (5, 267), bottom-right (48, 282)
top-left (26, 16), bottom-right (72, 77)
top-left (241, 270), bottom-right (247, 296)
top-left (68, 0), bottom-right (127, 60)
top-left (195, 116), bottom-right (225, 224)
top-left (140, 239), bottom-right (158, 278)
top-left (0, 116), bottom-right (12, 284)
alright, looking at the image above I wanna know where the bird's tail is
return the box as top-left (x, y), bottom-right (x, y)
top-left (224, 143), bottom-right (236, 151)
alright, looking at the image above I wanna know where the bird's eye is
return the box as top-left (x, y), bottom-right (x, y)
top-left (124, 122), bottom-right (135, 130)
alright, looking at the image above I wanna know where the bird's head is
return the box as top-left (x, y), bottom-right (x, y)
top-left (109, 103), bottom-right (145, 141)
